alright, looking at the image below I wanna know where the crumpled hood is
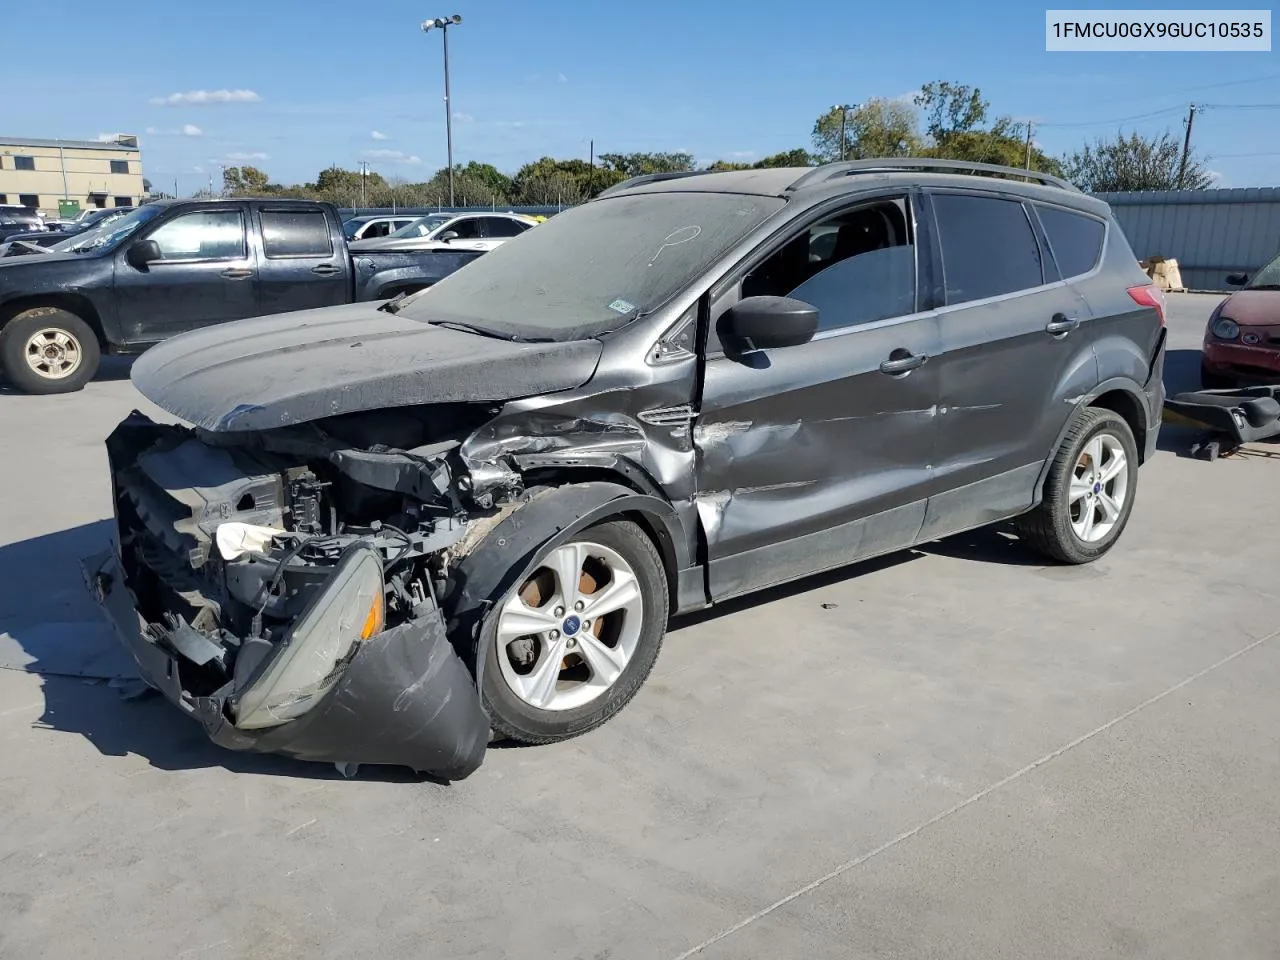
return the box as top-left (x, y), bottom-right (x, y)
top-left (1221, 290), bottom-right (1280, 326)
top-left (130, 302), bottom-right (602, 433)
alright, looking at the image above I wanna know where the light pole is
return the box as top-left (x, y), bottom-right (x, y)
top-left (421, 14), bottom-right (462, 207)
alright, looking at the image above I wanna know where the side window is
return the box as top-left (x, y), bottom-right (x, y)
top-left (364, 221), bottom-right (390, 238)
top-left (483, 217), bottom-right (526, 238)
top-left (738, 198), bottom-right (917, 334)
top-left (1035, 205), bottom-right (1105, 279)
top-left (148, 210), bottom-right (246, 261)
top-left (932, 194), bottom-right (1043, 305)
top-left (447, 217), bottom-right (482, 239)
top-left (261, 209), bottom-right (333, 258)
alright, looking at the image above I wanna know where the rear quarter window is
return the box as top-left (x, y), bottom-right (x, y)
top-left (261, 209), bottom-right (333, 258)
top-left (1035, 205), bottom-right (1105, 279)
top-left (932, 193), bottom-right (1044, 305)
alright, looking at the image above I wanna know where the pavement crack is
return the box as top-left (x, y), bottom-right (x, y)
top-left (669, 628), bottom-right (1280, 960)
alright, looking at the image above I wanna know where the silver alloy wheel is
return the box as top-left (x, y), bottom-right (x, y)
top-left (24, 328), bottom-right (83, 380)
top-left (1069, 432), bottom-right (1129, 543)
top-left (496, 540), bottom-right (644, 712)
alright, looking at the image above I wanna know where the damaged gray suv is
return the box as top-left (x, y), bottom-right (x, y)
top-left (88, 159), bottom-right (1167, 780)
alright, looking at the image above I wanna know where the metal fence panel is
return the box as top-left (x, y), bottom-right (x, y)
top-left (1094, 188), bottom-right (1280, 291)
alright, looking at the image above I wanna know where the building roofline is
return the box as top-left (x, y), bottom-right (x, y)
top-left (0, 136), bottom-right (141, 152)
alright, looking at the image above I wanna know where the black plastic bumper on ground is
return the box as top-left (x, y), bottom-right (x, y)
top-left (83, 549), bottom-right (488, 781)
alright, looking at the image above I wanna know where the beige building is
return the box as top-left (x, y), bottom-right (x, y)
top-left (0, 135), bottom-right (146, 217)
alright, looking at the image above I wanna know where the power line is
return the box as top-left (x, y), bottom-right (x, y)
top-left (1037, 106), bottom-right (1186, 128)
top-left (1086, 71), bottom-right (1280, 107)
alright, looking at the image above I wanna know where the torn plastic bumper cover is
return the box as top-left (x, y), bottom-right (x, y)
top-left (83, 545), bottom-right (488, 780)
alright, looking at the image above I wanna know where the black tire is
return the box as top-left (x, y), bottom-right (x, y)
top-left (480, 518), bottom-right (669, 745)
top-left (1200, 361), bottom-right (1235, 390)
top-left (1016, 408), bottom-right (1139, 565)
top-left (0, 307), bottom-right (100, 394)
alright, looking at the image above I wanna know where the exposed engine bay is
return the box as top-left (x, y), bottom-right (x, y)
top-left (91, 404), bottom-right (518, 780)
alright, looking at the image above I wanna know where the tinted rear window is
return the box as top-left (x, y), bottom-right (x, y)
top-left (1036, 205), bottom-right (1105, 279)
top-left (261, 209), bottom-right (332, 258)
top-left (933, 194), bottom-right (1043, 304)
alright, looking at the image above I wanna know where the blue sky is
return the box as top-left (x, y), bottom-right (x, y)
top-left (8, 1), bottom-right (1280, 191)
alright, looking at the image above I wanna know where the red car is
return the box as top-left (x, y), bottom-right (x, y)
top-left (1202, 252), bottom-right (1280, 387)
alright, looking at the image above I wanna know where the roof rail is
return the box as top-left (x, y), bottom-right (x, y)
top-left (787, 158), bottom-right (1080, 193)
top-left (594, 170), bottom-right (710, 199)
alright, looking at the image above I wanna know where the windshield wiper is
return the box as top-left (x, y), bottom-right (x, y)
top-left (380, 291), bottom-right (410, 314)
top-left (426, 319), bottom-right (524, 341)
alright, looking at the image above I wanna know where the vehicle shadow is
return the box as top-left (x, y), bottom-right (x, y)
top-left (0, 521), bottom-right (435, 784)
top-left (0, 356), bottom-right (134, 395)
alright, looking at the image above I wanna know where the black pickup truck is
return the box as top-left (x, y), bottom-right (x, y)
top-left (0, 197), bottom-right (484, 393)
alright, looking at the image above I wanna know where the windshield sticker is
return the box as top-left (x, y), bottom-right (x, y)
top-left (648, 225), bottom-right (702, 266)
top-left (607, 299), bottom-right (637, 315)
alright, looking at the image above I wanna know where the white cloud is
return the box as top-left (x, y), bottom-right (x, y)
top-left (730, 150), bottom-right (756, 158)
top-left (452, 112), bottom-right (474, 122)
top-left (182, 124), bottom-right (203, 137)
top-left (371, 130), bottom-right (390, 140)
top-left (145, 126), bottom-right (161, 135)
top-left (362, 149), bottom-right (421, 164)
top-left (224, 151), bottom-right (271, 161)
top-left (556, 72), bottom-right (568, 83)
top-left (192, 166), bottom-right (205, 174)
top-left (150, 88), bottom-right (262, 106)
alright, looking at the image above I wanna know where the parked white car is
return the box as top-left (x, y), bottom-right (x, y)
top-left (349, 212), bottom-right (539, 252)
top-left (342, 215), bottom-right (419, 242)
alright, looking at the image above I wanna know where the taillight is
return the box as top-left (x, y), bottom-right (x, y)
top-left (1128, 284), bottom-right (1166, 326)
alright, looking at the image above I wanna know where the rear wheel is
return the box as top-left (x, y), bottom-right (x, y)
top-left (1016, 408), bottom-right (1139, 564)
top-left (480, 519), bottom-right (668, 744)
top-left (0, 308), bottom-right (100, 394)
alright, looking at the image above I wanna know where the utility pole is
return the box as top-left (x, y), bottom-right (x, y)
top-left (422, 15), bottom-right (463, 207)
top-left (839, 105), bottom-right (849, 161)
top-left (1177, 103), bottom-right (1198, 189)
top-left (588, 138), bottom-right (594, 196)
top-left (1024, 121), bottom-right (1034, 170)
top-left (359, 160), bottom-right (369, 207)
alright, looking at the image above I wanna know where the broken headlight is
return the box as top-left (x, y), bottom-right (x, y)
top-left (234, 543), bottom-right (385, 730)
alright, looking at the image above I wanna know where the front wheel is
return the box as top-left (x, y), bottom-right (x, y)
top-left (1016, 408), bottom-right (1139, 564)
top-left (0, 308), bottom-right (101, 394)
top-left (480, 518), bottom-right (669, 744)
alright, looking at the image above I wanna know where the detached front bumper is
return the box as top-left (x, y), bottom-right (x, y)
top-left (83, 548), bottom-right (488, 780)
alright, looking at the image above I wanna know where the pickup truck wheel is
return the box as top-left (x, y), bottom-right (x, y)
top-left (0, 308), bottom-right (101, 394)
top-left (479, 518), bottom-right (668, 745)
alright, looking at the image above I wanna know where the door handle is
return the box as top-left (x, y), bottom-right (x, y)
top-left (1045, 313), bottom-right (1081, 335)
top-left (220, 268), bottom-right (253, 280)
top-left (311, 264), bottom-right (341, 276)
top-left (879, 351), bottom-right (927, 375)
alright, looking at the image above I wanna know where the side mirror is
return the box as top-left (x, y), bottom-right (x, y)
top-left (437, 230), bottom-right (459, 243)
top-left (1226, 273), bottom-right (1248, 286)
top-left (722, 295), bottom-right (819, 351)
top-left (126, 239), bottom-right (162, 269)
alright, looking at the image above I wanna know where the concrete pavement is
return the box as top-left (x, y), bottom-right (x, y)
top-left (3, 293), bottom-right (1278, 960)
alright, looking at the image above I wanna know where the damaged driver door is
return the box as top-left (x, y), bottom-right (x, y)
top-left (694, 192), bottom-right (941, 601)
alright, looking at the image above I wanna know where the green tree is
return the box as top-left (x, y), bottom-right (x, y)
top-left (812, 100), bottom-right (921, 162)
top-left (913, 81), bottom-right (988, 144)
top-left (223, 165), bottom-right (271, 195)
top-left (753, 148), bottom-right (816, 168)
top-left (1062, 130), bottom-right (1213, 192)
top-left (456, 161), bottom-right (514, 199)
top-left (596, 152), bottom-right (695, 176)
top-left (703, 160), bottom-right (752, 171)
